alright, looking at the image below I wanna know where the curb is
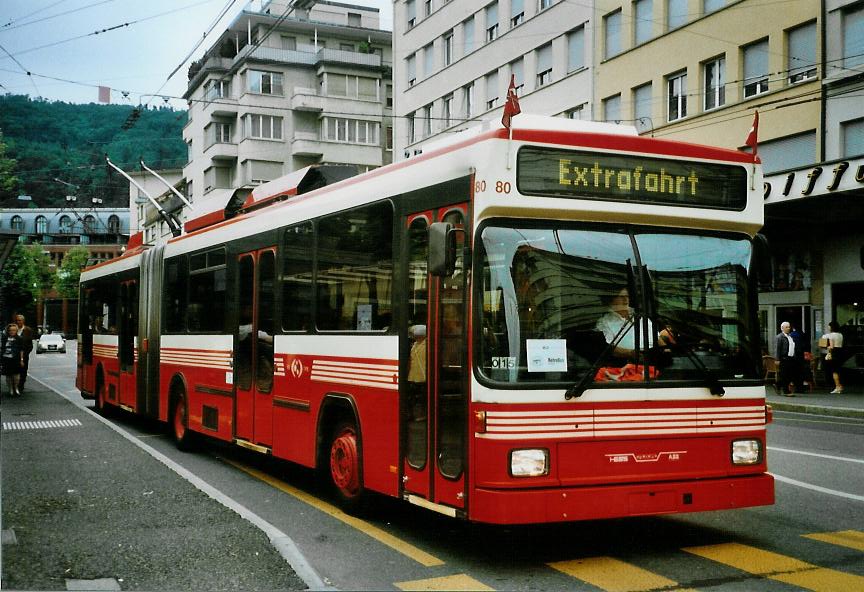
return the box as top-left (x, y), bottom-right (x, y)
top-left (768, 400), bottom-right (864, 420)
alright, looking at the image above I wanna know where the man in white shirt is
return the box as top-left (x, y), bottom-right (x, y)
top-left (595, 287), bottom-right (656, 359)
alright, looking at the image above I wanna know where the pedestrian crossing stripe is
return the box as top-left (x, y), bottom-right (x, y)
top-left (804, 530), bottom-right (864, 552)
top-left (683, 542), bottom-right (864, 592)
top-left (394, 574), bottom-right (494, 591)
top-left (2, 419), bottom-right (82, 430)
top-left (547, 556), bottom-right (697, 592)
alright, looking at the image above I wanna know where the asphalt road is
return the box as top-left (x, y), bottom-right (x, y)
top-left (5, 342), bottom-right (864, 591)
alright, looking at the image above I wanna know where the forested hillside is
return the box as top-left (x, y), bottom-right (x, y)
top-left (0, 94), bottom-right (187, 207)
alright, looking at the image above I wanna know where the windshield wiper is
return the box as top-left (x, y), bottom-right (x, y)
top-left (653, 313), bottom-right (725, 396)
top-left (564, 316), bottom-right (634, 400)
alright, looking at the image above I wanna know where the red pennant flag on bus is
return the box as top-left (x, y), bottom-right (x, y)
top-left (745, 110), bottom-right (759, 159)
top-left (502, 74), bottom-right (521, 129)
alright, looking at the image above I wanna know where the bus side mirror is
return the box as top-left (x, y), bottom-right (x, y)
top-left (754, 233), bottom-right (771, 281)
top-left (429, 222), bottom-right (455, 277)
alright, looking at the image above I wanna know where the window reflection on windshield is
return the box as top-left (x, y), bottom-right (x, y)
top-left (478, 225), bottom-right (759, 386)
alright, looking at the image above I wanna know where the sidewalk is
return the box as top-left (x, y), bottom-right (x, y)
top-left (1, 380), bottom-right (309, 591)
top-left (765, 379), bottom-right (864, 419)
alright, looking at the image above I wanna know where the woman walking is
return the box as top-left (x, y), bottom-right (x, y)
top-left (822, 321), bottom-right (844, 394)
top-left (2, 323), bottom-right (24, 397)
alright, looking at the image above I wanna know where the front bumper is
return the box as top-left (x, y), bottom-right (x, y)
top-left (469, 473), bottom-right (774, 524)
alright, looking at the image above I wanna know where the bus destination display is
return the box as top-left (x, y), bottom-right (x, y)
top-left (517, 146), bottom-right (748, 210)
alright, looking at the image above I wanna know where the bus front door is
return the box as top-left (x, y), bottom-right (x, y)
top-left (118, 280), bottom-right (137, 410)
top-left (234, 249), bottom-right (277, 448)
top-left (402, 206), bottom-right (468, 513)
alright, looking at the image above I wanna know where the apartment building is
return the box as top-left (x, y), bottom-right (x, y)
top-left (182, 0), bottom-right (393, 227)
top-left (393, 0), bottom-right (593, 156)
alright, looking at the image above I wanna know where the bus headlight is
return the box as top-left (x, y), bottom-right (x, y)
top-left (510, 449), bottom-right (549, 477)
top-left (731, 439), bottom-right (762, 465)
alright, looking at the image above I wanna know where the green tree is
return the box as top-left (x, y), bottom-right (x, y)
top-left (24, 243), bottom-right (55, 293)
top-left (0, 130), bottom-right (19, 201)
top-left (0, 243), bottom-right (40, 320)
top-left (55, 245), bottom-right (90, 298)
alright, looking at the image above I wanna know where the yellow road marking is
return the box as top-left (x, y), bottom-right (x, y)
top-left (804, 530), bottom-right (864, 552)
top-left (548, 556), bottom-right (696, 592)
top-left (684, 542), bottom-right (864, 592)
top-left (223, 458), bottom-right (444, 567)
top-left (395, 574), bottom-right (494, 591)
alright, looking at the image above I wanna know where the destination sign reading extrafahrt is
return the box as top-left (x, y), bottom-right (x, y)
top-left (517, 147), bottom-right (748, 210)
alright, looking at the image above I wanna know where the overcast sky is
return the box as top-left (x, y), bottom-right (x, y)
top-left (0, 0), bottom-right (393, 109)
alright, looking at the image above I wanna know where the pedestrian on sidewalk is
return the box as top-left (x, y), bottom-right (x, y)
top-left (1, 323), bottom-right (24, 397)
top-left (775, 321), bottom-right (800, 396)
top-left (821, 321), bottom-right (844, 394)
top-left (14, 314), bottom-right (34, 392)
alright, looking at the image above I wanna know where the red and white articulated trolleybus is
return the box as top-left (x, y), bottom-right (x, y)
top-left (77, 114), bottom-right (774, 523)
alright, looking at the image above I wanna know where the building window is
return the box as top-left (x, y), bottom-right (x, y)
top-left (108, 215), bottom-right (120, 234)
top-left (743, 39), bottom-right (769, 97)
top-left (407, 0), bottom-right (417, 28)
top-left (386, 126), bottom-right (393, 150)
top-left (667, 71), bottom-right (687, 121)
top-left (323, 118), bottom-right (380, 145)
top-left (340, 43), bottom-right (354, 52)
top-left (246, 114), bottom-right (283, 140)
top-left (386, 84), bottom-right (393, 108)
top-left (634, 0), bottom-right (653, 45)
top-left (248, 70), bottom-right (283, 95)
top-left (422, 104), bottom-right (433, 138)
top-left (568, 26), bottom-right (585, 71)
top-left (486, 2), bottom-right (499, 42)
top-left (213, 122), bottom-right (232, 143)
top-left (443, 30), bottom-right (454, 66)
top-left (11, 215), bottom-right (25, 231)
top-left (511, 0), bottom-right (524, 27)
top-left (463, 17), bottom-right (475, 54)
top-left (407, 53), bottom-right (417, 87)
top-left (604, 94), bottom-right (621, 123)
top-left (842, 118), bottom-right (864, 157)
top-left (443, 94), bottom-right (453, 126)
top-left (34, 215), bottom-right (48, 234)
top-left (566, 104), bottom-right (586, 119)
top-left (844, 4), bottom-right (864, 69)
top-left (83, 215), bottom-right (96, 234)
top-left (667, 0), bottom-right (687, 30)
top-left (424, 0), bottom-right (432, 18)
top-left (204, 166), bottom-right (233, 193)
top-left (59, 215), bottom-right (72, 233)
top-left (407, 112), bottom-right (416, 144)
top-left (633, 82), bottom-right (652, 131)
top-left (281, 36), bottom-right (297, 50)
top-left (510, 58), bottom-right (524, 92)
top-left (536, 43), bottom-right (553, 86)
top-left (538, 0), bottom-right (554, 10)
top-left (205, 79), bottom-right (231, 101)
top-left (485, 71), bottom-right (498, 109)
top-left (704, 56), bottom-right (725, 110)
top-left (424, 43), bottom-right (434, 78)
top-left (788, 22), bottom-right (816, 83)
top-left (757, 131), bottom-right (816, 174)
top-left (347, 12), bottom-right (361, 26)
top-left (464, 82), bottom-right (475, 118)
top-left (605, 10), bottom-right (622, 59)
top-left (704, 0), bottom-right (724, 13)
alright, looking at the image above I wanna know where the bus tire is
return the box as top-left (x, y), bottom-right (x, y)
top-left (328, 420), bottom-right (366, 512)
top-left (170, 386), bottom-right (194, 452)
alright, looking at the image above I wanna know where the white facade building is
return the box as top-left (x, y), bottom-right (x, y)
top-left (182, 0), bottom-right (393, 227)
top-left (393, 0), bottom-right (593, 157)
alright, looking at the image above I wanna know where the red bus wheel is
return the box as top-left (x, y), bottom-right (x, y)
top-left (171, 390), bottom-right (193, 451)
top-left (329, 422), bottom-right (364, 507)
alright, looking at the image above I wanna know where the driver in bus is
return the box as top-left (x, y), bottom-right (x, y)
top-left (595, 287), bottom-right (674, 359)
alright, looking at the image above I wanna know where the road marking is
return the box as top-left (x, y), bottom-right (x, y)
top-left (28, 375), bottom-right (330, 592)
top-left (804, 530), bottom-right (864, 552)
top-left (769, 446), bottom-right (864, 464)
top-left (772, 416), bottom-right (864, 426)
top-left (394, 574), bottom-right (494, 591)
top-left (3, 419), bottom-right (82, 430)
top-left (772, 474), bottom-right (864, 502)
top-left (684, 542), bottom-right (864, 591)
top-left (547, 556), bottom-right (696, 592)
top-left (224, 458), bottom-right (445, 567)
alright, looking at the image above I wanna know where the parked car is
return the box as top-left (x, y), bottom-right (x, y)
top-left (36, 333), bottom-right (66, 354)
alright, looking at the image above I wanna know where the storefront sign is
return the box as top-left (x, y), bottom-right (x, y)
top-left (763, 156), bottom-right (864, 203)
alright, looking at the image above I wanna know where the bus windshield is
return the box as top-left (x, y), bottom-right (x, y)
top-left (477, 224), bottom-right (760, 386)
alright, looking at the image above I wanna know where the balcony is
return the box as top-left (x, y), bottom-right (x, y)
top-left (204, 141), bottom-right (238, 162)
top-left (235, 44), bottom-right (382, 70)
top-left (291, 132), bottom-right (324, 157)
top-left (292, 88), bottom-right (324, 112)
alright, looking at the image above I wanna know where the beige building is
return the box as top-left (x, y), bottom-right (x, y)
top-left (181, 0), bottom-right (393, 228)
top-left (393, 0), bottom-right (594, 157)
